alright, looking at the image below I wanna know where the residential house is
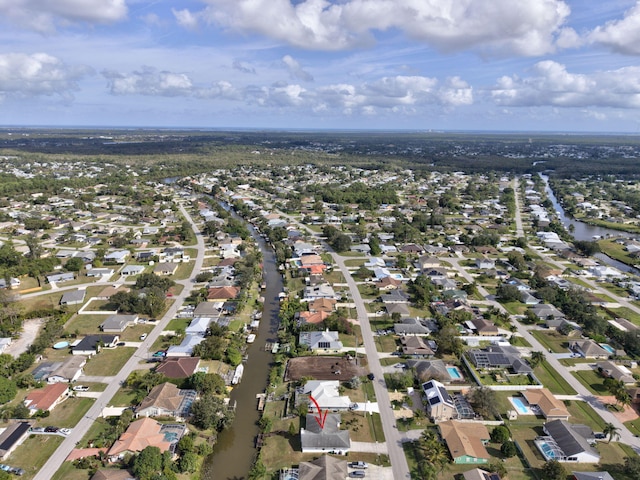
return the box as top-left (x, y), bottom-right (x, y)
top-left (107, 417), bottom-right (182, 458)
top-left (206, 286), bottom-right (240, 301)
top-left (302, 380), bottom-right (351, 412)
top-left (531, 303), bottom-right (565, 320)
top-left (193, 302), bottom-right (221, 317)
top-left (0, 421), bottom-right (33, 460)
top-left (522, 389), bottom-right (570, 421)
top-left (308, 298), bottom-right (337, 313)
top-left (166, 334), bottom-right (206, 357)
top-left (104, 250), bottom-right (130, 264)
top-left (71, 335), bottom-right (119, 355)
top-left (385, 302), bottom-right (410, 317)
top-left (467, 344), bottom-right (532, 374)
top-left (47, 356), bottom-right (87, 383)
top-left (463, 469), bottom-right (502, 480)
top-left (23, 383), bottom-right (68, 414)
top-left (408, 359), bottom-right (455, 383)
top-left (185, 317), bottom-right (212, 336)
top-left (596, 361), bottom-right (636, 385)
top-left (393, 318), bottom-right (437, 336)
top-left (86, 268), bottom-right (115, 277)
top-left (300, 413), bottom-right (350, 454)
top-left (422, 380), bottom-right (456, 422)
top-left (571, 473), bottom-right (614, 480)
top-left (136, 382), bottom-right (196, 420)
top-left (153, 262), bottom-right (179, 276)
top-left (401, 336), bottom-right (435, 357)
top-left (299, 331), bottom-right (343, 353)
top-left (60, 289), bottom-right (86, 306)
top-left (297, 311), bottom-right (331, 326)
top-left (303, 285), bottom-right (338, 302)
top-left (439, 420), bottom-right (490, 464)
top-left (298, 455), bottom-right (347, 480)
top-left (120, 265), bottom-right (145, 276)
top-left (475, 258), bottom-right (496, 270)
top-left (468, 319), bottom-right (499, 336)
top-left (377, 276), bottom-right (402, 290)
top-left (155, 357), bottom-right (200, 379)
top-left (570, 340), bottom-right (610, 359)
top-left (418, 255), bottom-right (441, 271)
top-left (46, 272), bottom-right (75, 284)
top-left (100, 314), bottom-right (139, 333)
top-left (538, 419), bottom-right (599, 463)
top-left (380, 290), bottom-right (410, 303)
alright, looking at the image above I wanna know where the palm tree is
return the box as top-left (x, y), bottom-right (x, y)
top-left (603, 422), bottom-right (621, 443)
top-left (530, 351), bottom-right (545, 368)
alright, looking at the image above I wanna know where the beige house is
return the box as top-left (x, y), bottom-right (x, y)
top-left (523, 388), bottom-right (570, 420)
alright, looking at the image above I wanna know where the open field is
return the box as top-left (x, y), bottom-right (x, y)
top-left (285, 356), bottom-right (366, 381)
top-left (83, 347), bottom-right (136, 376)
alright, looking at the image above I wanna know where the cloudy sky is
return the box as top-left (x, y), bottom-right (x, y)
top-left (1, 0), bottom-right (640, 132)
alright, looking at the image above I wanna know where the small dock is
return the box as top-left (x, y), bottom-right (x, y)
top-left (256, 393), bottom-right (266, 411)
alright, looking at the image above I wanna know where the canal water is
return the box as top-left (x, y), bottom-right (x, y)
top-left (201, 212), bottom-right (283, 479)
top-left (540, 173), bottom-right (640, 275)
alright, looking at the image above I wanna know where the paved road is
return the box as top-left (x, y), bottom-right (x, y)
top-left (34, 202), bottom-right (206, 480)
top-left (331, 253), bottom-right (411, 479)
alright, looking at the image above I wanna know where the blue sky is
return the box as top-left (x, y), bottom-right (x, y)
top-left (1, 0), bottom-right (640, 132)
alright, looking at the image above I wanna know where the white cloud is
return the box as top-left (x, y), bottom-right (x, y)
top-left (191, 0), bottom-right (570, 55)
top-left (0, 0), bottom-right (127, 33)
top-left (232, 60), bottom-right (256, 74)
top-left (0, 52), bottom-right (92, 100)
top-left (282, 55), bottom-right (313, 82)
top-left (103, 67), bottom-right (193, 96)
top-left (100, 65), bottom-right (472, 115)
top-left (491, 61), bottom-right (640, 108)
top-left (590, 1), bottom-right (640, 55)
top-left (172, 8), bottom-right (200, 31)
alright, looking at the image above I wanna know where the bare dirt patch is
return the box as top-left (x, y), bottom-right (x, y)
top-left (285, 355), bottom-right (366, 381)
top-left (597, 395), bottom-right (639, 423)
top-left (5, 317), bottom-right (44, 358)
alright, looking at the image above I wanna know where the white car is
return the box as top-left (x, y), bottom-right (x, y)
top-left (59, 428), bottom-right (71, 435)
top-left (73, 385), bottom-right (89, 392)
top-left (140, 333), bottom-right (147, 340)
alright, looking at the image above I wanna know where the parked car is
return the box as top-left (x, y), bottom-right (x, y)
top-left (348, 461), bottom-right (368, 469)
top-left (59, 428), bottom-right (71, 435)
top-left (349, 472), bottom-right (366, 478)
top-left (367, 373), bottom-right (375, 381)
top-left (140, 333), bottom-right (147, 340)
top-left (44, 426), bottom-right (59, 433)
top-left (73, 385), bottom-right (89, 392)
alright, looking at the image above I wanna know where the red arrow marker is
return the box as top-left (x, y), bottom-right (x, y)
top-left (309, 394), bottom-right (327, 429)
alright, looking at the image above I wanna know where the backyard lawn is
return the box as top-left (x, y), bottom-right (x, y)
top-left (38, 397), bottom-right (95, 428)
top-left (9, 434), bottom-right (64, 479)
top-left (533, 361), bottom-right (577, 395)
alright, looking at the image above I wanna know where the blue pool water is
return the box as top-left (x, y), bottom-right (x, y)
top-left (539, 442), bottom-right (556, 458)
top-left (447, 366), bottom-right (462, 379)
top-left (599, 343), bottom-right (615, 354)
top-left (510, 397), bottom-right (530, 414)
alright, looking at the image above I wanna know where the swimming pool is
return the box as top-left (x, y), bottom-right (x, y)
top-left (599, 343), bottom-right (615, 354)
top-left (509, 396), bottom-right (533, 415)
top-left (447, 366), bottom-right (462, 380)
top-left (535, 438), bottom-right (563, 461)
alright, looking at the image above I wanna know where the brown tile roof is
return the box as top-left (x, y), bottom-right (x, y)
top-left (299, 454), bottom-right (348, 480)
top-left (155, 357), bottom-right (200, 378)
top-left (439, 420), bottom-right (490, 461)
top-left (90, 470), bottom-right (135, 480)
top-left (137, 382), bottom-right (183, 413)
top-left (24, 383), bottom-right (68, 411)
top-left (206, 286), bottom-right (240, 300)
top-left (298, 311), bottom-right (331, 325)
top-left (107, 418), bottom-right (172, 456)
top-left (308, 298), bottom-right (336, 313)
top-left (523, 388), bottom-right (570, 419)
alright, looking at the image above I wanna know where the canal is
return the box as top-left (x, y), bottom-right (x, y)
top-left (540, 173), bottom-right (640, 275)
top-left (201, 209), bottom-right (283, 479)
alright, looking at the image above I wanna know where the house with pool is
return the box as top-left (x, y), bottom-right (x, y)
top-left (535, 419), bottom-right (599, 463)
top-left (522, 388), bottom-right (570, 421)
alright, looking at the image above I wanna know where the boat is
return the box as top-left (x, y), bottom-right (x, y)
top-left (246, 333), bottom-right (256, 343)
top-left (231, 364), bottom-right (244, 385)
